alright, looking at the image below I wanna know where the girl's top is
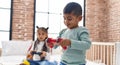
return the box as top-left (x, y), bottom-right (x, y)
top-left (31, 41), bottom-right (50, 61)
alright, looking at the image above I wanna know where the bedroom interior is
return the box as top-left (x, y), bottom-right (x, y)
top-left (0, 0), bottom-right (120, 65)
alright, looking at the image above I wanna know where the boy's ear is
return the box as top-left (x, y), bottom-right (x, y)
top-left (78, 16), bottom-right (82, 21)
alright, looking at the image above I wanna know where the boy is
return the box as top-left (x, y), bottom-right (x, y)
top-left (57, 2), bottom-right (91, 65)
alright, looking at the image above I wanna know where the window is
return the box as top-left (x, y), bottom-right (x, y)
top-left (34, 0), bottom-right (85, 39)
top-left (0, 0), bottom-right (12, 43)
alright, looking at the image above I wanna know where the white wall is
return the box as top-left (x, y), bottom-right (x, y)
top-left (0, 41), bottom-right (2, 48)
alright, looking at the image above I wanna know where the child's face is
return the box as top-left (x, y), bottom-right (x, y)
top-left (37, 30), bottom-right (48, 41)
top-left (63, 13), bottom-right (82, 29)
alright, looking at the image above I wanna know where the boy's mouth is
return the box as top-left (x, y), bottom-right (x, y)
top-left (67, 24), bottom-right (71, 27)
top-left (66, 23), bottom-right (70, 26)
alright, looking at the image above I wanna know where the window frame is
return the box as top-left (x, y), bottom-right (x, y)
top-left (0, 0), bottom-right (13, 40)
top-left (33, 0), bottom-right (86, 40)
top-left (10, 0), bottom-right (13, 40)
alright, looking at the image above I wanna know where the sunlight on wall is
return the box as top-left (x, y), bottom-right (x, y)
top-left (35, 0), bottom-right (85, 39)
top-left (0, 0), bottom-right (11, 42)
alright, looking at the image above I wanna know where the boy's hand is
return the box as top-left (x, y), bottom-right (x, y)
top-left (46, 42), bottom-right (54, 48)
top-left (59, 39), bottom-right (71, 47)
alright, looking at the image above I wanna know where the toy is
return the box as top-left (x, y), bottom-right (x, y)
top-left (26, 51), bottom-right (43, 60)
top-left (20, 59), bottom-right (30, 65)
top-left (23, 59), bottom-right (30, 65)
top-left (46, 38), bottom-right (67, 50)
top-left (31, 51), bottom-right (42, 55)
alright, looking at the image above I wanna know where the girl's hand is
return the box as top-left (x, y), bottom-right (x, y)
top-left (26, 53), bottom-right (33, 60)
top-left (30, 50), bottom-right (36, 55)
top-left (40, 51), bottom-right (46, 57)
top-left (59, 39), bottom-right (71, 47)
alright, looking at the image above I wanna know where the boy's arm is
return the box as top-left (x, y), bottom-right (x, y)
top-left (70, 29), bottom-right (91, 50)
top-left (53, 28), bottom-right (67, 49)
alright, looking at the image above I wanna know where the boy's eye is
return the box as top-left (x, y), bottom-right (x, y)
top-left (63, 17), bottom-right (66, 20)
top-left (64, 18), bottom-right (72, 20)
top-left (67, 18), bottom-right (72, 21)
top-left (63, 16), bottom-right (73, 22)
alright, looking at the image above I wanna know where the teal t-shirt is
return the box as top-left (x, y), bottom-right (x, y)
top-left (58, 26), bottom-right (91, 65)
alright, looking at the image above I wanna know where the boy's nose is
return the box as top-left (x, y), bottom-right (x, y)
top-left (65, 20), bottom-right (69, 23)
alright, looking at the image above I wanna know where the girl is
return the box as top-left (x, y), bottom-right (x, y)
top-left (21, 26), bottom-right (57, 65)
top-left (27, 26), bottom-right (49, 61)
